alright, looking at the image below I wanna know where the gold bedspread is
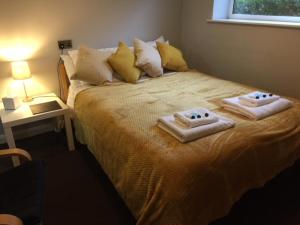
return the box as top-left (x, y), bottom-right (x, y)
top-left (74, 71), bottom-right (300, 225)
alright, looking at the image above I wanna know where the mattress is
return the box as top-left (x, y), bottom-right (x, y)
top-left (73, 71), bottom-right (300, 225)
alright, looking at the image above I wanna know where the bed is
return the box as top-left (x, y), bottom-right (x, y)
top-left (59, 62), bottom-right (300, 225)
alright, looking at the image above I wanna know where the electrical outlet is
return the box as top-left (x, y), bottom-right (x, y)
top-left (58, 40), bottom-right (72, 50)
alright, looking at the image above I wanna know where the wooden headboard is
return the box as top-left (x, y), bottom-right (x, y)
top-left (58, 61), bottom-right (70, 103)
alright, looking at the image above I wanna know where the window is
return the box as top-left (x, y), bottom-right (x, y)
top-left (229, 0), bottom-right (300, 22)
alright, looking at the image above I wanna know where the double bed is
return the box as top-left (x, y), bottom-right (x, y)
top-left (60, 63), bottom-right (300, 225)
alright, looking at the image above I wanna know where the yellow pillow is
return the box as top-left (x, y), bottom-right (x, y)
top-left (108, 42), bottom-right (141, 83)
top-left (156, 42), bottom-right (189, 72)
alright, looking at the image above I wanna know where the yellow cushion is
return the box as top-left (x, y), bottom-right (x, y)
top-left (108, 42), bottom-right (141, 83)
top-left (156, 42), bottom-right (189, 72)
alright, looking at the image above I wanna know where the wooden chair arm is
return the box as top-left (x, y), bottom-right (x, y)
top-left (0, 214), bottom-right (23, 225)
top-left (0, 149), bottom-right (32, 162)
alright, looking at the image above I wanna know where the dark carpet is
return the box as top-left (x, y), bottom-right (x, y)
top-left (1, 131), bottom-right (300, 225)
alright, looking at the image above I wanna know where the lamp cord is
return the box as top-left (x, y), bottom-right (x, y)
top-left (57, 48), bottom-right (64, 99)
top-left (22, 80), bottom-right (29, 99)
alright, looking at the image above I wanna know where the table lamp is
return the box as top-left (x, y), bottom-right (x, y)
top-left (11, 61), bottom-right (33, 102)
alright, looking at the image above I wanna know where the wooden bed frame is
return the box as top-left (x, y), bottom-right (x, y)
top-left (58, 61), bottom-right (70, 103)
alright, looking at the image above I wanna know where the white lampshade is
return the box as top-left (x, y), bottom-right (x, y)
top-left (11, 61), bottom-right (32, 80)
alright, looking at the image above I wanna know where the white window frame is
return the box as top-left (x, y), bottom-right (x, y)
top-left (228, 0), bottom-right (300, 23)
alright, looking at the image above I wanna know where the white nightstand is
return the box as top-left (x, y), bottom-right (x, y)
top-left (0, 93), bottom-right (75, 166)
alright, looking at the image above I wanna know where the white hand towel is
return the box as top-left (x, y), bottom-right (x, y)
top-left (174, 108), bottom-right (219, 128)
top-left (158, 115), bottom-right (235, 143)
top-left (239, 91), bottom-right (280, 107)
top-left (222, 96), bottom-right (292, 120)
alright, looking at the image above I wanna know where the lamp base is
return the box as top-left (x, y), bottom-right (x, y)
top-left (23, 97), bottom-right (33, 102)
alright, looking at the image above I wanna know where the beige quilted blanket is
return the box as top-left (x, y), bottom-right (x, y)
top-left (74, 71), bottom-right (300, 225)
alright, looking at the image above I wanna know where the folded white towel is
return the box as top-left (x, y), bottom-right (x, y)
top-left (222, 96), bottom-right (292, 120)
top-left (158, 115), bottom-right (235, 143)
top-left (174, 108), bottom-right (219, 128)
top-left (239, 91), bottom-right (280, 107)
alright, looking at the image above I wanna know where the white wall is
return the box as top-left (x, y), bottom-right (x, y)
top-left (0, 0), bottom-right (182, 140)
top-left (2, 0), bottom-right (300, 142)
top-left (0, 0), bottom-right (182, 99)
top-left (181, 0), bottom-right (300, 98)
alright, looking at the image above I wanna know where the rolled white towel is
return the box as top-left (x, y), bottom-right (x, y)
top-left (158, 115), bottom-right (235, 143)
top-left (239, 91), bottom-right (280, 107)
top-left (174, 108), bottom-right (219, 128)
top-left (222, 96), bottom-right (292, 120)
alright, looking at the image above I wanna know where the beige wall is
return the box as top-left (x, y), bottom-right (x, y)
top-left (0, 0), bottom-right (182, 99)
top-left (0, 0), bottom-right (182, 138)
top-left (2, 0), bottom-right (300, 139)
top-left (181, 0), bottom-right (300, 98)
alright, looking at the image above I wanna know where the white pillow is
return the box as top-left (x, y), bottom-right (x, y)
top-left (60, 55), bottom-right (76, 79)
top-left (146, 36), bottom-right (167, 47)
top-left (61, 53), bottom-right (118, 83)
top-left (134, 38), bottom-right (163, 77)
top-left (66, 37), bottom-right (166, 80)
top-left (67, 36), bottom-right (166, 66)
top-left (72, 46), bottom-right (113, 84)
top-left (68, 50), bottom-right (79, 68)
top-left (61, 52), bottom-right (124, 83)
top-left (68, 47), bottom-right (117, 68)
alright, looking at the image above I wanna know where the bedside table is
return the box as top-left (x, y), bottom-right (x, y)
top-left (0, 93), bottom-right (75, 166)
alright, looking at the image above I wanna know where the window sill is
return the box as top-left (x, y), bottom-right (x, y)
top-left (207, 19), bottom-right (300, 29)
